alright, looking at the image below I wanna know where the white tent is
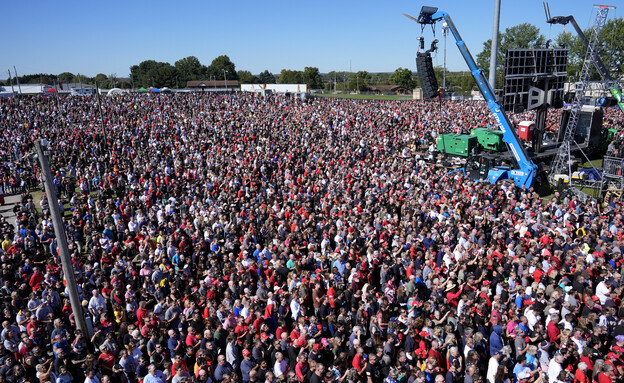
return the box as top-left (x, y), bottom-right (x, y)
top-left (107, 88), bottom-right (125, 96)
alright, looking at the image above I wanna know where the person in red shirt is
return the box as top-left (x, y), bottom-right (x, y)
top-left (295, 354), bottom-right (309, 382)
top-left (98, 345), bottom-right (115, 376)
top-left (29, 267), bottom-right (44, 291)
top-left (26, 318), bottom-right (40, 338)
top-left (135, 301), bottom-right (148, 328)
top-left (185, 326), bottom-right (199, 347)
top-left (427, 340), bottom-right (446, 373)
top-left (597, 364), bottom-right (615, 383)
top-left (171, 354), bottom-right (189, 375)
top-left (574, 362), bottom-right (590, 383)
top-left (352, 347), bottom-right (367, 374)
top-left (445, 282), bottom-right (462, 307)
top-left (327, 283), bottom-right (337, 309)
top-left (547, 314), bottom-right (561, 343)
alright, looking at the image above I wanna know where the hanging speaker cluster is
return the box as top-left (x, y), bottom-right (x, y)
top-left (417, 52), bottom-right (439, 99)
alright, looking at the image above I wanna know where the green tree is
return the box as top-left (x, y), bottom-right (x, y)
top-left (551, 17), bottom-right (624, 81)
top-left (107, 73), bottom-right (118, 89)
top-left (277, 69), bottom-right (303, 84)
top-left (175, 56), bottom-right (207, 83)
top-left (129, 60), bottom-right (177, 88)
top-left (370, 72), bottom-right (390, 86)
top-left (600, 18), bottom-right (624, 79)
top-left (237, 70), bottom-right (258, 84)
top-left (476, 23), bottom-right (545, 88)
top-left (94, 73), bottom-right (108, 86)
top-left (326, 71), bottom-right (351, 91)
top-left (207, 55), bottom-right (238, 81)
top-left (258, 70), bottom-right (276, 84)
top-left (390, 68), bottom-right (416, 89)
top-left (302, 67), bottom-right (323, 89)
top-left (554, 31), bottom-right (583, 79)
top-left (73, 73), bottom-right (88, 84)
top-left (57, 72), bottom-right (74, 83)
top-left (348, 71), bottom-right (371, 91)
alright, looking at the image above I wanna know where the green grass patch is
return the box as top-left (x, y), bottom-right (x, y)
top-left (31, 189), bottom-right (44, 216)
top-left (579, 158), bottom-right (603, 169)
top-left (311, 93), bottom-right (414, 101)
top-left (30, 187), bottom-right (76, 219)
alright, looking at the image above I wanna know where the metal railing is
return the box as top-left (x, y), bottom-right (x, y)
top-left (603, 156), bottom-right (624, 179)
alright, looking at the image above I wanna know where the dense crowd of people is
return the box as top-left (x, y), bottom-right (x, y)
top-left (0, 92), bottom-right (623, 383)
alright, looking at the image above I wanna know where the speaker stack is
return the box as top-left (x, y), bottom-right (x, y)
top-left (417, 52), bottom-right (439, 99)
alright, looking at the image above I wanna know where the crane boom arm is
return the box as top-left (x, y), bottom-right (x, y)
top-left (418, 8), bottom-right (536, 187)
top-left (547, 14), bottom-right (624, 113)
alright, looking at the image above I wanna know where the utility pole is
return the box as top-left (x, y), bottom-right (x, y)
top-left (95, 82), bottom-right (107, 141)
top-left (442, 22), bottom-right (449, 91)
top-left (7, 70), bottom-right (15, 94)
top-left (223, 69), bottom-right (227, 92)
top-left (13, 66), bottom-right (22, 94)
top-left (34, 140), bottom-right (90, 338)
top-left (488, 0), bottom-right (501, 93)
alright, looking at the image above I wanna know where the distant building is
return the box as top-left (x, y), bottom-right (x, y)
top-left (240, 84), bottom-right (307, 96)
top-left (11, 84), bottom-right (50, 94)
top-left (0, 86), bottom-right (16, 98)
top-left (187, 80), bottom-right (239, 91)
top-left (61, 83), bottom-right (96, 95)
top-left (69, 87), bottom-right (95, 96)
top-left (5, 83), bottom-right (95, 95)
top-left (369, 85), bottom-right (410, 95)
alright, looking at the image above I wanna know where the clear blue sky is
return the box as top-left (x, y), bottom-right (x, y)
top-left (0, 0), bottom-right (612, 80)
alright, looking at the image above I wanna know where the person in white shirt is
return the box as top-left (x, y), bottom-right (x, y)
top-left (570, 329), bottom-right (585, 355)
top-left (487, 352), bottom-right (501, 383)
top-left (525, 306), bottom-right (539, 332)
top-left (547, 354), bottom-right (564, 383)
top-left (144, 365), bottom-right (165, 383)
top-left (88, 289), bottom-right (106, 320)
top-left (274, 352), bottom-right (289, 379)
top-left (84, 369), bottom-right (100, 383)
top-left (595, 280), bottom-right (612, 305)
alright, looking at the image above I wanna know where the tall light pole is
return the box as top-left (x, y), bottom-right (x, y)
top-left (442, 21), bottom-right (449, 91)
top-left (34, 140), bottom-right (90, 338)
top-left (223, 69), bottom-right (227, 91)
top-left (489, 0), bottom-right (502, 93)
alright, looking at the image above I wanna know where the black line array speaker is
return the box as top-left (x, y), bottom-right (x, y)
top-left (417, 52), bottom-right (439, 99)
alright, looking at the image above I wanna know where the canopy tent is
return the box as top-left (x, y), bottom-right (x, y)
top-left (137, 87), bottom-right (148, 93)
top-left (107, 88), bottom-right (125, 96)
top-left (161, 87), bottom-right (172, 93)
top-left (150, 88), bottom-right (161, 93)
top-left (45, 88), bottom-right (57, 93)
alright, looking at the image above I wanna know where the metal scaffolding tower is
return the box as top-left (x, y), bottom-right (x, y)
top-left (548, 5), bottom-right (611, 198)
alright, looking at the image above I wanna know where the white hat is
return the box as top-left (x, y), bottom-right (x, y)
top-left (517, 369), bottom-right (531, 380)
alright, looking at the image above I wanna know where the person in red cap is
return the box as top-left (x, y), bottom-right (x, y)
top-left (240, 349), bottom-right (256, 383)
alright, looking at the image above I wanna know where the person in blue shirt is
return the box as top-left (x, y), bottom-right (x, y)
top-left (332, 254), bottom-right (346, 275)
top-left (240, 349), bottom-right (256, 383)
top-left (489, 325), bottom-right (504, 356)
top-left (171, 250), bottom-right (181, 271)
top-left (515, 292), bottom-right (524, 310)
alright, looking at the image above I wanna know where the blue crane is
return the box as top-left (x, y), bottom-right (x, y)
top-left (410, 6), bottom-right (538, 189)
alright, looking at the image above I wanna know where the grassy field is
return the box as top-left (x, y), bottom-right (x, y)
top-left (539, 157), bottom-right (606, 201)
top-left (311, 93), bottom-right (414, 101)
